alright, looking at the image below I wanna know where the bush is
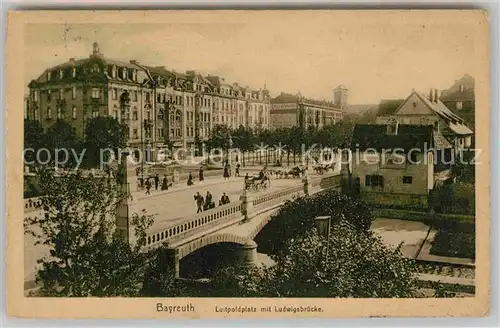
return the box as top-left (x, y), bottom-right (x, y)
top-left (431, 183), bottom-right (475, 215)
top-left (255, 189), bottom-right (373, 258)
top-left (430, 229), bottom-right (475, 259)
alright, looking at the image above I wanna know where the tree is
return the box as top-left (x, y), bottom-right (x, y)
top-left (214, 221), bottom-right (417, 298)
top-left (46, 119), bottom-right (81, 151)
top-left (24, 119), bottom-right (47, 169)
top-left (24, 168), bottom-right (177, 297)
top-left (83, 117), bottom-right (129, 168)
top-left (255, 189), bottom-right (373, 258)
top-left (266, 224), bottom-right (417, 297)
top-left (232, 125), bottom-right (254, 166)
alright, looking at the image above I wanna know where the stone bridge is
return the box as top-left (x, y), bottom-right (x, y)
top-left (142, 173), bottom-right (341, 276)
top-left (23, 173), bottom-right (342, 282)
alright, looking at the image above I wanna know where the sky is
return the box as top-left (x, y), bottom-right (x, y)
top-left (24, 13), bottom-right (480, 104)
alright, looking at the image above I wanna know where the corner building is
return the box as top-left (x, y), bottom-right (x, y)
top-left (27, 42), bottom-right (271, 159)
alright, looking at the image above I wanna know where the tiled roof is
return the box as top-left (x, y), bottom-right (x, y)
top-left (433, 130), bottom-right (452, 149)
top-left (350, 124), bottom-right (434, 151)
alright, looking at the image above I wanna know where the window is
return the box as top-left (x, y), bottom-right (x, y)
top-left (57, 107), bottom-right (62, 119)
top-left (58, 89), bottom-right (64, 100)
top-left (72, 86), bottom-right (77, 100)
top-left (114, 110), bottom-right (118, 119)
top-left (132, 111), bottom-right (138, 120)
top-left (146, 111), bottom-right (151, 120)
top-left (403, 176), bottom-right (413, 184)
top-left (122, 68), bottom-right (128, 79)
top-left (47, 90), bottom-right (52, 102)
top-left (133, 91), bottom-right (138, 101)
top-left (34, 91), bottom-right (39, 102)
top-left (157, 128), bottom-right (163, 138)
top-left (133, 129), bottom-right (138, 139)
top-left (91, 64), bottom-right (100, 73)
top-left (460, 84), bottom-right (464, 92)
top-left (456, 101), bottom-right (463, 110)
top-left (92, 110), bottom-right (99, 118)
top-left (112, 88), bottom-right (118, 100)
top-left (92, 88), bottom-right (100, 99)
top-left (112, 66), bottom-right (117, 78)
top-left (47, 107), bottom-right (52, 119)
top-left (47, 71), bottom-right (52, 81)
top-left (158, 111), bottom-right (164, 121)
top-left (412, 101), bottom-right (417, 108)
top-left (72, 67), bottom-right (76, 77)
top-left (365, 175), bottom-right (383, 187)
top-left (145, 93), bottom-right (150, 102)
top-left (72, 106), bottom-right (77, 119)
top-left (59, 70), bottom-right (64, 79)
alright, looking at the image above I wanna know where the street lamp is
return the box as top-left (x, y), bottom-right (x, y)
top-left (314, 215), bottom-right (331, 263)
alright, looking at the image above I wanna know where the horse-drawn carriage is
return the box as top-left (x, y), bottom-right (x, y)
top-left (271, 166), bottom-right (308, 179)
top-left (313, 163), bottom-right (334, 175)
top-left (244, 172), bottom-right (271, 191)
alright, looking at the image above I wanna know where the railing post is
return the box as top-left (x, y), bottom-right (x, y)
top-left (239, 188), bottom-right (254, 221)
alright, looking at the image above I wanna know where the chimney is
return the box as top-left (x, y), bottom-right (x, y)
top-left (435, 89), bottom-right (440, 102)
top-left (69, 57), bottom-right (75, 63)
top-left (130, 60), bottom-right (138, 65)
top-left (429, 88), bottom-right (433, 102)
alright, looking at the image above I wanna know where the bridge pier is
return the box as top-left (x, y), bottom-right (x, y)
top-left (236, 240), bottom-right (258, 266)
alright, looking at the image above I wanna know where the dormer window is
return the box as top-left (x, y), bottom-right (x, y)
top-left (112, 66), bottom-right (117, 78)
top-left (72, 67), bottom-right (76, 77)
top-left (132, 70), bottom-right (137, 82)
top-left (122, 68), bottom-right (128, 79)
top-left (59, 70), bottom-right (64, 79)
top-left (387, 118), bottom-right (399, 135)
top-left (47, 71), bottom-right (52, 81)
top-left (91, 64), bottom-right (100, 73)
top-left (460, 84), bottom-right (465, 92)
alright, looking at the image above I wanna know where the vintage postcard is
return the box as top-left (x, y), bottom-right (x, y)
top-left (6, 10), bottom-right (490, 318)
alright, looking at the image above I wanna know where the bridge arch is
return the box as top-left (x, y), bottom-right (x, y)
top-left (177, 232), bottom-right (248, 260)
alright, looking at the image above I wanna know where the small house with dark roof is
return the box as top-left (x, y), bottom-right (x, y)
top-left (440, 74), bottom-right (475, 130)
top-left (350, 123), bottom-right (435, 209)
top-left (376, 89), bottom-right (473, 150)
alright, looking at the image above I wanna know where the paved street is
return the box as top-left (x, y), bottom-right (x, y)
top-left (130, 173), bottom-right (306, 233)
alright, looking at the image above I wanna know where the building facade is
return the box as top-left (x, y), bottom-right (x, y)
top-left (375, 89), bottom-right (473, 151)
top-left (269, 89), bottom-right (344, 130)
top-left (26, 42), bottom-right (271, 159)
top-left (350, 123), bottom-right (435, 209)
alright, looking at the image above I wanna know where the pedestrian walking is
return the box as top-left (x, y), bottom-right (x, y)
top-left (154, 173), bottom-right (159, 191)
top-left (204, 191), bottom-right (213, 211)
top-left (187, 172), bottom-right (194, 186)
top-left (194, 192), bottom-right (204, 213)
top-left (145, 178), bottom-right (151, 195)
top-left (235, 163), bottom-right (240, 177)
top-left (223, 165), bottom-right (230, 180)
top-left (161, 175), bottom-right (169, 191)
top-left (199, 166), bottom-right (204, 182)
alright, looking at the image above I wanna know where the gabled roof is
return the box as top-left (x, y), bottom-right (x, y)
top-left (440, 74), bottom-right (475, 102)
top-left (350, 124), bottom-right (434, 151)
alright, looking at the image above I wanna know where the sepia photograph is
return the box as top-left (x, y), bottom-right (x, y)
top-left (6, 9), bottom-right (490, 318)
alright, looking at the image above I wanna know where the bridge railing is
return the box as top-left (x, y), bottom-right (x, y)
top-left (146, 201), bottom-right (244, 248)
top-left (144, 173), bottom-right (342, 248)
